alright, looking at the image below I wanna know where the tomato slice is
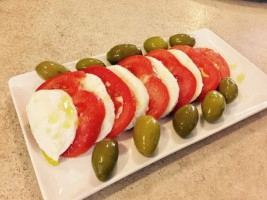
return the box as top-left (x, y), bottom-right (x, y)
top-left (171, 46), bottom-right (230, 78)
top-left (195, 48), bottom-right (230, 78)
top-left (62, 90), bottom-right (105, 157)
top-left (37, 71), bottom-right (105, 157)
top-left (171, 46), bottom-right (223, 101)
top-left (36, 71), bottom-right (84, 96)
top-left (82, 66), bottom-right (136, 138)
top-left (176, 47), bottom-right (221, 101)
top-left (146, 49), bottom-right (196, 110)
top-left (118, 55), bottom-right (169, 119)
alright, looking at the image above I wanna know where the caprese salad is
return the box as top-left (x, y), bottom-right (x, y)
top-left (27, 33), bottom-right (238, 174)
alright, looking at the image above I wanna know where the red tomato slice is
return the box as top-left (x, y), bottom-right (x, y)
top-left (62, 90), bottom-right (105, 157)
top-left (118, 55), bottom-right (169, 119)
top-left (146, 49), bottom-right (197, 110)
top-left (36, 71), bottom-right (84, 96)
top-left (195, 48), bottom-right (230, 78)
top-left (82, 66), bottom-right (136, 138)
top-left (171, 46), bottom-right (223, 101)
top-left (37, 71), bottom-right (105, 157)
top-left (187, 49), bottom-right (221, 101)
top-left (171, 46), bottom-right (230, 78)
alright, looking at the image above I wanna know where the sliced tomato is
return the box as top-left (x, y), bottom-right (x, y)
top-left (195, 48), bottom-right (230, 78)
top-left (82, 66), bottom-right (136, 138)
top-left (186, 48), bottom-right (221, 101)
top-left (37, 71), bottom-right (105, 157)
top-left (36, 71), bottom-right (84, 96)
top-left (171, 46), bottom-right (230, 78)
top-left (143, 75), bottom-right (169, 118)
top-left (171, 46), bottom-right (222, 101)
top-left (62, 90), bottom-right (105, 157)
top-left (146, 49), bottom-right (196, 110)
top-left (118, 55), bottom-right (169, 119)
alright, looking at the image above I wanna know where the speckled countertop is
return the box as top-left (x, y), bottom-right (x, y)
top-left (1, 0), bottom-right (267, 199)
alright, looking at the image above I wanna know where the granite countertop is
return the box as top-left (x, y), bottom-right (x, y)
top-left (1, 0), bottom-right (267, 199)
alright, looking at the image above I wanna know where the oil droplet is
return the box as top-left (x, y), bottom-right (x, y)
top-left (238, 94), bottom-right (246, 99)
top-left (42, 151), bottom-right (59, 166)
top-left (115, 96), bottom-right (123, 103)
top-left (53, 132), bottom-right (61, 140)
top-left (186, 58), bottom-right (191, 65)
top-left (46, 128), bottom-right (52, 134)
top-left (33, 96), bottom-right (38, 103)
top-left (103, 95), bottom-right (110, 102)
top-left (214, 63), bottom-right (219, 70)
top-left (52, 138), bottom-right (63, 150)
top-left (229, 64), bottom-right (237, 70)
top-left (105, 81), bottom-right (111, 87)
top-left (169, 66), bottom-right (174, 72)
top-left (58, 95), bottom-right (76, 120)
top-left (140, 74), bottom-right (152, 84)
top-left (236, 73), bottom-right (245, 84)
top-left (75, 120), bottom-right (79, 127)
top-left (199, 68), bottom-right (209, 77)
top-left (48, 112), bottom-right (60, 124)
top-left (63, 121), bottom-right (71, 129)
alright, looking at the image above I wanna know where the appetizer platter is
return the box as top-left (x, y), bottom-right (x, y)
top-left (8, 28), bottom-right (267, 200)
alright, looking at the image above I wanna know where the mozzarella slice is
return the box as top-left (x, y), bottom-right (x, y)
top-left (107, 65), bottom-right (149, 130)
top-left (146, 56), bottom-right (179, 118)
top-left (81, 74), bottom-right (115, 141)
top-left (26, 90), bottom-right (78, 161)
top-left (168, 49), bottom-right (203, 102)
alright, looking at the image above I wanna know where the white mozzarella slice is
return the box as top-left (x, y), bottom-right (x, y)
top-left (26, 90), bottom-right (78, 161)
top-left (168, 49), bottom-right (203, 102)
top-left (81, 74), bottom-right (115, 141)
top-left (146, 56), bottom-right (179, 118)
top-left (107, 65), bottom-right (149, 130)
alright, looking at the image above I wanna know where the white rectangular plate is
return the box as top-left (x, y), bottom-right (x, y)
top-left (8, 28), bottom-right (267, 200)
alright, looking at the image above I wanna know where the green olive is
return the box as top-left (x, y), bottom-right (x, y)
top-left (172, 104), bottom-right (199, 138)
top-left (218, 77), bottom-right (238, 104)
top-left (169, 34), bottom-right (196, 47)
top-left (133, 115), bottom-right (160, 157)
top-left (75, 58), bottom-right (106, 71)
top-left (35, 61), bottom-right (70, 80)
top-left (92, 138), bottom-right (119, 182)
top-left (143, 36), bottom-right (168, 52)
top-left (201, 91), bottom-right (226, 123)
top-left (107, 44), bottom-right (142, 64)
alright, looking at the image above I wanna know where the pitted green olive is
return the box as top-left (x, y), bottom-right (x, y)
top-left (133, 115), bottom-right (160, 157)
top-left (107, 44), bottom-right (142, 64)
top-left (144, 36), bottom-right (168, 52)
top-left (201, 91), bottom-right (226, 123)
top-left (169, 34), bottom-right (196, 47)
top-left (92, 138), bottom-right (118, 182)
top-left (173, 104), bottom-right (199, 138)
top-left (35, 61), bottom-right (70, 80)
top-left (218, 77), bottom-right (238, 104)
top-left (75, 58), bottom-right (106, 71)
